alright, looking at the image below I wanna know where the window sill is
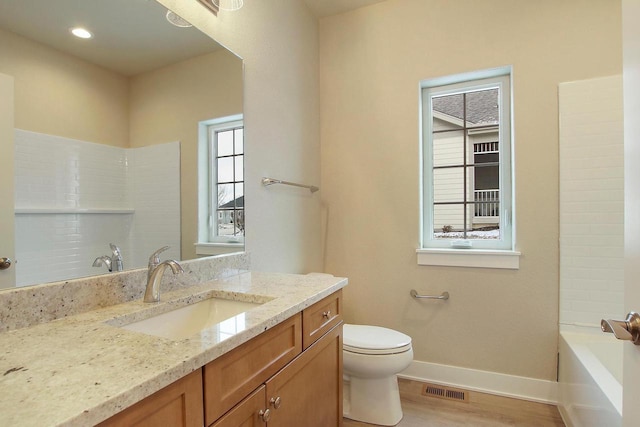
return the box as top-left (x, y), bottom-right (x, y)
top-left (416, 248), bottom-right (520, 269)
top-left (196, 242), bottom-right (244, 256)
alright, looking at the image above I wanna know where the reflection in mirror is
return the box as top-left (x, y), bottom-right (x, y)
top-left (0, 0), bottom-right (244, 288)
top-left (197, 116), bottom-right (245, 249)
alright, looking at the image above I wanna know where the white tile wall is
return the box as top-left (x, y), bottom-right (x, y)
top-left (15, 213), bottom-right (134, 286)
top-left (128, 142), bottom-right (181, 267)
top-left (14, 130), bottom-right (180, 287)
top-left (559, 75), bottom-right (624, 328)
top-left (14, 130), bottom-right (129, 209)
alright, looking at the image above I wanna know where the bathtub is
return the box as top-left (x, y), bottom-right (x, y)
top-left (558, 329), bottom-right (622, 427)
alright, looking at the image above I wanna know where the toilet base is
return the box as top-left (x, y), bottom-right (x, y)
top-left (343, 375), bottom-right (403, 426)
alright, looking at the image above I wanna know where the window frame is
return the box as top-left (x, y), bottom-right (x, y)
top-left (207, 119), bottom-right (245, 243)
top-left (419, 67), bottom-right (515, 255)
top-left (196, 114), bottom-right (244, 251)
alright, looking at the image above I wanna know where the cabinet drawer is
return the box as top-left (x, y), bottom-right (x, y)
top-left (302, 290), bottom-right (342, 349)
top-left (203, 314), bottom-right (302, 425)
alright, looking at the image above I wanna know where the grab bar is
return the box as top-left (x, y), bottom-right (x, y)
top-left (262, 177), bottom-right (319, 193)
top-left (410, 289), bottom-right (450, 300)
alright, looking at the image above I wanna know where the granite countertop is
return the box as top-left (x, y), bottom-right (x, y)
top-left (0, 271), bottom-right (347, 426)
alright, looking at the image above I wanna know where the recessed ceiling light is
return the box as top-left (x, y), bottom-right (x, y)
top-left (70, 27), bottom-right (93, 39)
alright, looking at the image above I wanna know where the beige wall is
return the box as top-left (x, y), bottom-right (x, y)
top-left (159, 0), bottom-right (322, 273)
top-left (0, 28), bottom-right (129, 147)
top-left (129, 49), bottom-right (243, 260)
top-left (319, 0), bottom-right (622, 380)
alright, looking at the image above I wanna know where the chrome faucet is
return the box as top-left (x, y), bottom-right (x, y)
top-left (92, 243), bottom-right (124, 272)
top-left (144, 246), bottom-right (184, 303)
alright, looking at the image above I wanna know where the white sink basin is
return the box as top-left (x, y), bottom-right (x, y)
top-left (120, 298), bottom-right (263, 341)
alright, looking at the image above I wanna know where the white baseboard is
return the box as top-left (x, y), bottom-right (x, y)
top-left (398, 360), bottom-right (558, 405)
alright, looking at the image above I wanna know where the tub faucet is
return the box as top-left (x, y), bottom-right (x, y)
top-left (92, 243), bottom-right (124, 272)
top-left (144, 246), bottom-right (184, 303)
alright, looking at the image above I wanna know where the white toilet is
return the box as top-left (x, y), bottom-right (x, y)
top-left (342, 324), bottom-right (413, 426)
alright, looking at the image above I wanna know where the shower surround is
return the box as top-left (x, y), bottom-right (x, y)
top-left (14, 129), bottom-right (180, 286)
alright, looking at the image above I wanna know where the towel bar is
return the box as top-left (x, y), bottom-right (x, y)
top-left (410, 289), bottom-right (449, 300)
top-left (262, 177), bottom-right (319, 193)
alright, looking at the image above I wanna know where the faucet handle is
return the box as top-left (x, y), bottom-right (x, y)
top-left (109, 243), bottom-right (124, 272)
top-left (109, 243), bottom-right (121, 257)
top-left (601, 312), bottom-right (640, 344)
top-left (149, 246), bottom-right (170, 266)
top-left (601, 319), bottom-right (633, 340)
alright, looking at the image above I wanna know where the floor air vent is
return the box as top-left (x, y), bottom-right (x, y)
top-left (421, 383), bottom-right (469, 403)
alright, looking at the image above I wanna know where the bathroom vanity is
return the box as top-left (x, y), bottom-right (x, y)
top-left (0, 257), bottom-right (346, 426)
top-left (100, 292), bottom-right (343, 427)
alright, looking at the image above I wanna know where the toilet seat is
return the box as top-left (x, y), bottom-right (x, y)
top-left (343, 324), bottom-right (412, 355)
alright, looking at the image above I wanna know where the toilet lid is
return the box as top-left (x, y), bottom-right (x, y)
top-left (343, 324), bottom-right (412, 355)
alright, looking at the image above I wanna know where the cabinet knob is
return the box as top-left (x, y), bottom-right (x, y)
top-left (0, 258), bottom-right (11, 270)
top-left (322, 310), bottom-right (331, 319)
top-left (258, 408), bottom-right (271, 422)
top-left (270, 396), bottom-right (282, 409)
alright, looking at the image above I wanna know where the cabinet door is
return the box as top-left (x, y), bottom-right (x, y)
top-left (97, 370), bottom-right (203, 427)
top-left (211, 385), bottom-right (268, 427)
top-left (266, 323), bottom-right (343, 427)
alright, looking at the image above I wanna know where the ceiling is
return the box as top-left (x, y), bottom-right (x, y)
top-left (304, 0), bottom-right (387, 17)
top-left (0, 0), bottom-right (387, 76)
top-left (0, 0), bottom-right (221, 76)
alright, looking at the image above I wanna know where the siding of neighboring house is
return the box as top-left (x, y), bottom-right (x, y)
top-left (431, 117), bottom-right (499, 232)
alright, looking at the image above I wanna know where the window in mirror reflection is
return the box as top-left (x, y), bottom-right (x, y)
top-left (209, 119), bottom-right (244, 242)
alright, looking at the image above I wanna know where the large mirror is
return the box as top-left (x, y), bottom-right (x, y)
top-left (0, 0), bottom-right (244, 288)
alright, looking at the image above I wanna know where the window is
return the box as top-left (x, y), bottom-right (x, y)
top-left (197, 115), bottom-right (244, 250)
top-left (209, 119), bottom-right (244, 242)
top-left (420, 68), bottom-right (515, 257)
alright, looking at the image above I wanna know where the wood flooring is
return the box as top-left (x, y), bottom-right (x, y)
top-left (343, 378), bottom-right (566, 427)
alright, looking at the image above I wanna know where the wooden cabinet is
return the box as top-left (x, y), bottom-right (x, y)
top-left (101, 291), bottom-right (343, 427)
top-left (210, 323), bottom-right (343, 427)
top-left (266, 323), bottom-right (343, 427)
top-left (203, 314), bottom-right (302, 425)
top-left (97, 370), bottom-right (203, 427)
top-left (205, 290), bottom-right (343, 427)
